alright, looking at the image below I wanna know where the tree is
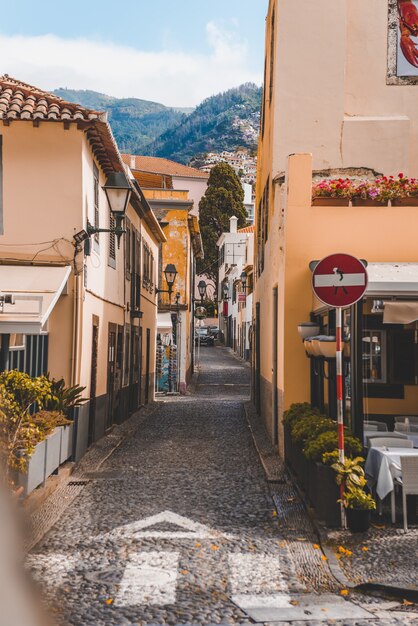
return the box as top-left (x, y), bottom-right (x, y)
top-left (197, 162), bottom-right (247, 280)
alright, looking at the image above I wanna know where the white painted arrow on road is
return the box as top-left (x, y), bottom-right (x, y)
top-left (102, 510), bottom-right (234, 540)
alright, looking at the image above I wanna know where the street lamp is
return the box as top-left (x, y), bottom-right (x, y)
top-left (82, 171), bottom-right (132, 249)
top-left (240, 271), bottom-right (247, 291)
top-left (197, 280), bottom-right (207, 303)
top-left (156, 263), bottom-right (178, 299)
top-left (222, 283), bottom-right (229, 300)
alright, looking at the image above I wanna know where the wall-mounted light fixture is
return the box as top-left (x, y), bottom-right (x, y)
top-left (197, 280), bottom-right (207, 303)
top-left (74, 172), bottom-right (132, 253)
top-left (156, 264), bottom-right (178, 300)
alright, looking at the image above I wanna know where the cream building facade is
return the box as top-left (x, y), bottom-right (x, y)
top-left (0, 76), bottom-right (165, 461)
top-left (254, 1), bottom-right (418, 456)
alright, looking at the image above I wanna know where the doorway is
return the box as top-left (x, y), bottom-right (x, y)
top-left (145, 328), bottom-right (151, 404)
top-left (272, 287), bottom-right (278, 447)
top-left (88, 316), bottom-right (99, 445)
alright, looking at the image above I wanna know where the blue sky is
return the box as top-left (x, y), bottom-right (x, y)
top-left (0, 0), bottom-right (269, 106)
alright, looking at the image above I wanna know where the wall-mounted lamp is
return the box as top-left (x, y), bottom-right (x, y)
top-left (222, 283), bottom-right (229, 300)
top-left (156, 264), bottom-right (178, 299)
top-left (75, 172), bottom-right (132, 253)
top-left (197, 280), bottom-right (207, 303)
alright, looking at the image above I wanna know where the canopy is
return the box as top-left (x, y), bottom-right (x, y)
top-left (0, 265), bottom-right (71, 334)
top-left (383, 301), bottom-right (418, 324)
top-left (157, 312), bottom-right (173, 332)
top-left (366, 263), bottom-right (418, 296)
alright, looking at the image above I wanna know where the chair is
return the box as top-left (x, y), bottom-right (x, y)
top-left (395, 423), bottom-right (410, 432)
top-left (395, 416), bottom-right (418, 424)
top-left (364, 420), bottom-right (388, 432)
top-left (391, 456), bottom-right (418, 531)
top-left (367, 432), bottom-right (409, 447)
top-left (370, 437), bottom-right (413, 448)
top-left (365, 424), bottom-right (379, 431)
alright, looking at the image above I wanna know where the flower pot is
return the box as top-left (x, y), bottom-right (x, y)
top-left (391, 197), bottom-right (418, 207)
top-left (346, 508), bottom-right (371, 533)
top-left (59, 423), bottom-right (74, 464)
top-left (44, 428), bottom-right (61, 478)
top-left (315, 463), bottom-right (341, 528)
top-left (312, 197), bottom-right (350, 207)
top-left (351, 198), bottom-right (388, 207)
top-left (13, 440), bottom-right (46, 496)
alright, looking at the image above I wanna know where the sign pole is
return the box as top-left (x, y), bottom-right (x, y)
top-left (335, 306), bottom-right (346, 529)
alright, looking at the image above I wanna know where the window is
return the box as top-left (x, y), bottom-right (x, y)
top-left (93, 163), bottom-right (99, 244)
top-left (219, 245), bottom-right (225, 266)
top-left (362, 330), bottom-right (386, 383)
top-left (256, 178), bottom-right (270, 276)
top-left (388, 329), bottom-right (416, 385)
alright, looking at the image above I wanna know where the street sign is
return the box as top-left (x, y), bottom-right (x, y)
top-left (238, 293), bottom-right (246, 302)
top-left (312, 253), bottom-right (367, 308)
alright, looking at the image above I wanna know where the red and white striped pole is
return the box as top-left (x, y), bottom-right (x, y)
top-left (336, 306), bottom-right (346, 528)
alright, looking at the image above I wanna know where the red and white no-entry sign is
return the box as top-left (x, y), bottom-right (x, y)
top-left (312, 253), bottom-right (367, 308)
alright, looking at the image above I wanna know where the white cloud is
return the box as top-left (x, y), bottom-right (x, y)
top-left (0, 23), bottom-right (261, 107)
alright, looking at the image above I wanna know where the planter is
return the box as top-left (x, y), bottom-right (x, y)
top-left (351, 198), bottom-right (388, 207)
top-left (391, 197), bottom-right (418, 207)
top-left (44, 428), bottom-right (61, 478)
top-left (346, 508), bottom-right (371, 533)
top-left (314, 463), bottom-right (341, 528)
top-left (59, 423), bottom-right (74, 464)
top-left (13, 439), bottom-right (46, 496)
top-left (312, 197), bottom-right (350, 207)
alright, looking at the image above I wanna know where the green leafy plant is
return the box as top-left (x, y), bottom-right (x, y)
top-left (341, 487), bottom-right (376, 511)
top-left (282, 403), bottom-right (320, 427)
top-left (331, 456), bottom-right (366, 490)
top-left (291, 414), bottom-right (335, 447)
top-left (303, 430), bottom-right (362, 463)
top-left (45, 376), bottom-right (87, 415)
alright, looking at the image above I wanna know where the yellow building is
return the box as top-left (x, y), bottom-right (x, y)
top-left (123, 155), bottom-right (204, 393)
top-left (0, 75), bottom-right (165, 461)
top-left (254, 1), bottom-right (418, 458)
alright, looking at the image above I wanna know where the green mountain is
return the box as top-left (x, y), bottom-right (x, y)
top-left (53, 88), bottom-right (190, 154)
top-left (53, 84), bottom-right (262, 163)
top-left (146, 83), bottom-right (262, 164)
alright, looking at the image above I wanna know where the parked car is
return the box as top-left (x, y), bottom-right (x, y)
top-left (207, 325), bottom-right (220, 339)
top-left (194, 327), bottom-right (214, 346)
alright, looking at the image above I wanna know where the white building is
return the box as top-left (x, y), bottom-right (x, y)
top-left (217, 217), bottom-right (254, 360)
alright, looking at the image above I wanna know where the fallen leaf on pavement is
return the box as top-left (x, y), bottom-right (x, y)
top-left (402, 599), bottom-right (414, 606)
top-left (340, 589), bottom-right (349, 597)
top-left (313, 543), bottom-right (320, 549)
top-left (105, 598), bottom-right (113, 605)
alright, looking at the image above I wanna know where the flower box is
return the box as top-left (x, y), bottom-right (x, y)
top-left (13, 440), bottom-right (47, 496)
top-left (351, 198), bottom-right (388, 207)
top-left (312, 197), bottom-right (350, 207)
top-left (59, 423), bottom-right (74, 464)
top-left (44, 428), bottom-right (61, 478)
top-left (391, 196), bottom-right (418, 206)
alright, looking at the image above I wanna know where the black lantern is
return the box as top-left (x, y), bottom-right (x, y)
top-left (198, 280), bottom-right (207, 302)
top-left (84, 170), bottom-right (132, 250)
top-left (240, 271), bottom-right (247, 290)
top-left (156, 263), bottom-right (178, 299)
top-left (222, 283), bottom-right (229, 300)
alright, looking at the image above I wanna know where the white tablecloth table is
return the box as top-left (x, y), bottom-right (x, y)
top-left (365, 448), bottom-right (418, 500)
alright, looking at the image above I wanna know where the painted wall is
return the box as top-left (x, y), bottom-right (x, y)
top-left (266, 0), bottom-right (418, 175)
top-left (171, 176), bottom-right (208, 216)
top-left (257, 154), bottom-right (418, 454)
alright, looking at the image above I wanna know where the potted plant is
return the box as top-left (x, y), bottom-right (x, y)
top-left (311, 178), bottom-right (354, 206)
top-left (331, 456), bottom-right (376, 532)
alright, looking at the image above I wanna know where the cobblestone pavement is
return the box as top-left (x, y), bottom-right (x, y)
top-left (27, 347), bottom-right (418, 625)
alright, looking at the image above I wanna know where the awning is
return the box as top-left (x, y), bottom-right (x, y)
top-left (157, 312), bottom-right (173, 332)
top-left (366, 263), bottom-right (418, 296)
top-left (383, 301), bottom-right (418, 324)
top-left (0, 265), bottom-right (71, 334)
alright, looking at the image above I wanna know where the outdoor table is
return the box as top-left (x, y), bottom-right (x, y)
top-left (365, 447), bottom-right (418, 500)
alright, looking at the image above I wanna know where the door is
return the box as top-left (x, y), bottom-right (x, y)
top-left (145, 328), bottom-right (151, 404)
top-left (88, 316), bottom-right (99, 444)
top-left (106, 323), bottom-right (117, 430)
top-left (272, 287), bottom-right (278, 447)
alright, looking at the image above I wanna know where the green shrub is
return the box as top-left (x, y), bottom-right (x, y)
top-left (303, 430), bottom-right (362, 463)
top-left (45, 376), bottom-right (86, 416)
top-left (291, 414), bottom-right (335, 447)
top-left (282, 403), bottom-right (320, 427)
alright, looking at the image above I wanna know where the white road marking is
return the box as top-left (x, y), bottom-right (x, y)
top-left (115, 550), bottom-right (179, 607)
top-left (314, 273), bottom-right (365, 288)
top-left (232, 594), bottom-right (292, 609)
top-left (102, 509), bottom-right (234, 540)
top-left (228, 553), bottom-right (289, 594)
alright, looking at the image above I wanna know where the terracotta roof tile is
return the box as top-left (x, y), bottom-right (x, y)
top-left (0, 74), bottom-right (104, 123)
top-left (121, 154), bottom-right (209, 179)
top-left (238, 225), bottom-right (255, 233)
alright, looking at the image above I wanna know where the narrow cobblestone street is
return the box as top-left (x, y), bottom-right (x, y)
top-left (27, 348), bottom-right (418, 625)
